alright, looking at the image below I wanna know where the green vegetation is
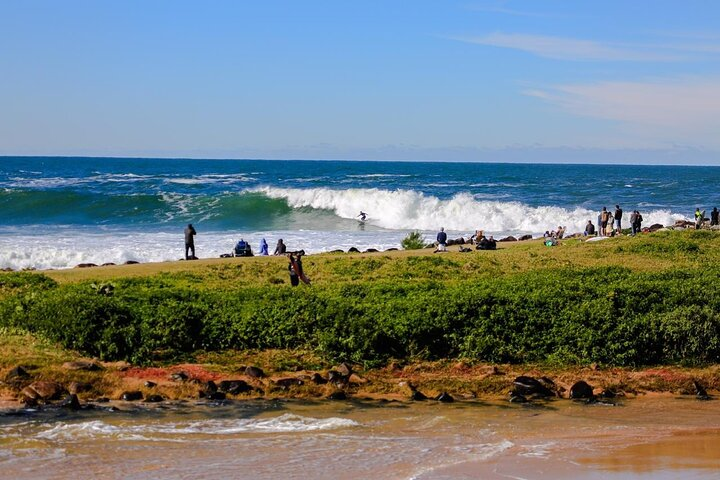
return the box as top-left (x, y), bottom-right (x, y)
top-left (401, 231), bottom-right (426, 250)
top-left (2, 230), bottom-right (720, 368)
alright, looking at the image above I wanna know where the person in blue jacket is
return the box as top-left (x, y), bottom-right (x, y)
top-left (259, 238), bottom-right (269, 256)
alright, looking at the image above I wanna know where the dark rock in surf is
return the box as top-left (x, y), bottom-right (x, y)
top-left (435, 392), bottom-right (454, 403)
top-left (124, 260), bottom-right (140, 265)
top-left (693, 380), bottom-right (711, 400)
top-left (348, 247), bottom-right (360, 253)
top-left (329, 249), bottom-right (344, 254)
top-left (508, 393), bottom-right (528, 403)
top-left (310, 373), bottom-right (327, 384)
top-left (512, 376), bottom-right (554, 397)
top-left (120, 391), bottom-right (143, 401)
top-left (21, 381), bottom-right (65, 401)
top-left (59, 394), bottom-right (81, 410)
top-left (326, 390), bottom-right (347, 400)
top-left (218, 380), bottom-right (252, 395)
top-left (203, 380), bottom-right (218, 393)
top-left (274, 378), bottom-right (304, 389)
top-left (364, 248), bottom-right (379, 253)
top-left (101, 263), bottom-right (116, 266)
top-left (647, 223), bottom-right (664, 232)
top-left (385, 248), bottom-right (398, 251)
top-left (75, 263), bottom-right (98, 268)
top-left (498, 236), bottom-right (517, 242)
top-left (518, 234), bottom-right (533, 241)
top-left (145, 394), bottom-right (164, 403)
top-left (205, 391), bottom-right (226, 401)
top-left (410, 390), bottom-right (428, 401)
top-left (569, 381), bottom-right (594, 400)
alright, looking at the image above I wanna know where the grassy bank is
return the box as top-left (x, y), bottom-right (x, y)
top-left (1, 230), bottom-right (720, 370)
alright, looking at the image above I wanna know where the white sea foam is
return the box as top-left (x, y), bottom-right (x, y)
top-left (34, 415), bottom-right (358, 441)
top-left (0, 228), bottom-right (406, 270)
top-left (254, 186), bottom-right (688, 233)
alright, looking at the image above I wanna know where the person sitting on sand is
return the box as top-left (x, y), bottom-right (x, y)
top-left (259, 238), bottom-right (269, 256)
top-left (487, 235), bottom-right (497, 250)
top-left (274, 239), bottom-right (287, 255)
top-left (584, 220), bottom-right (596, 236)
top-left (234, 239), bottom-right (253, 257)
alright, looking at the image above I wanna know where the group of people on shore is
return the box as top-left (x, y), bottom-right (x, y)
top-left (695, 207), bottom-right (719, 229)
top-left (583, 205), bottom-right (643, 237)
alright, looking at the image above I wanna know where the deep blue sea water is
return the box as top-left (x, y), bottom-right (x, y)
top-left (1, 156), bottom-right (717, 269)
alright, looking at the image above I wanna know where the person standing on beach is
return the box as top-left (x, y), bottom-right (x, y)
top-left (436, 227), bottom-right (448, 252)
top-left (614, 205), bottom-right (623, 234)
top-left (711, 207), bottom-right (719, 226)
top-left (599, 207), bottom-right (609, 237)
top-left (184, 223), bottom-right (197, 260)
top-left (695, 208), bottom-right (704, 229)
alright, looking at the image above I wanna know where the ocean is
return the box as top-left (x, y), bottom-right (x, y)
top-left (1, 156), bottom-right (717, 270)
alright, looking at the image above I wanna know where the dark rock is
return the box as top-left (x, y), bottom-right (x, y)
top-left (364, 248), bottom-right (379, 253)
top-left (68, 381), bottom-right (91, 395)
top-left (218, 380), bottom-right (252, 395)
top-left (145, 394), bottom-right (163, 403)
top-left (22, 396), bottom-right (38, 407)
top-left (124, 260), bottom-right (140, 265)
top-left (435, 392), bottom-right (454, 403)
top-left (509, 393), bottom-right (528, 403)
top-left (22, 381), bottom-right (65, 401)
top-left (329, 249), bottom-right (344, 254)
top-left (120, 391), bottom-right (143, 401)
top-left (63, 361), bottom-right (102, 371)
top-left (599, 389), bottom-right (617, 399)
top-left (498, 236), bottom-right (517, 242)
top-left (570, 381), bottom-right (594, 399)
top-left (75, 263), bottom-right (98, 268)
top-left (512, 376), bottom-right (554, 397)
top-left (518, 234), bottom-right (533, 241)
top-left (206, 391), bottom-right (226, 400)
top-left (94, 397), bottom-right (110, 403)
top-left (59, 394), bottom-right (81, 410)
top-left (144, 381), bottom-right (157, 388)
top-left (244, 366), bottom-right (265, 378)
top-left (310, 373), bottom-right (327, 385)
top-left (385, 248), bottom-right (398, 251)
top-left (5, 366), bottom-right (31, 382)
top-left (327, 390), bottom-right (347, 400)
top-left (410, 390), bottom-right (428, 401)
top-left (647, 223), bottom-right (664, 232)
top-left (203, 380), bottom-right (218, 393)
top-left (274, 378), bottom-right (304, 389)
top-left (336, 362), bottom-right (353, 377)
top-left (327, 370), bottom-right (349, 386)
top-left (170, 372), bottom-right (188, 382)
top-left (693, 380), bottom-right (711, 400)
top-left (347, 247), bottom-right (360, 253)
top-left (101, 262), bottom-right (116, 266)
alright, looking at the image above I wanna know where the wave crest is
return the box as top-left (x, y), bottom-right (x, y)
top-left (255, 187), bottom-right (687, 233)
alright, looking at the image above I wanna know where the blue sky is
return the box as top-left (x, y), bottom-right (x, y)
top-left (2, 0), bottom-right (720, 163)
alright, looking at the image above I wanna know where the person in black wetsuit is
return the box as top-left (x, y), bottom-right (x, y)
top-left (711, 207), bottom-right (719, 226)
top-left (184, 224), bottom-right (197, 260)
top-left (614, 205), bottom-right (623, 234)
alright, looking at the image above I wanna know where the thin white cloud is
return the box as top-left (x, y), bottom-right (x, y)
top-left (453, 33), bottom-right (685, 61)
top-left (527, 77), bottom-right (720, 147)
